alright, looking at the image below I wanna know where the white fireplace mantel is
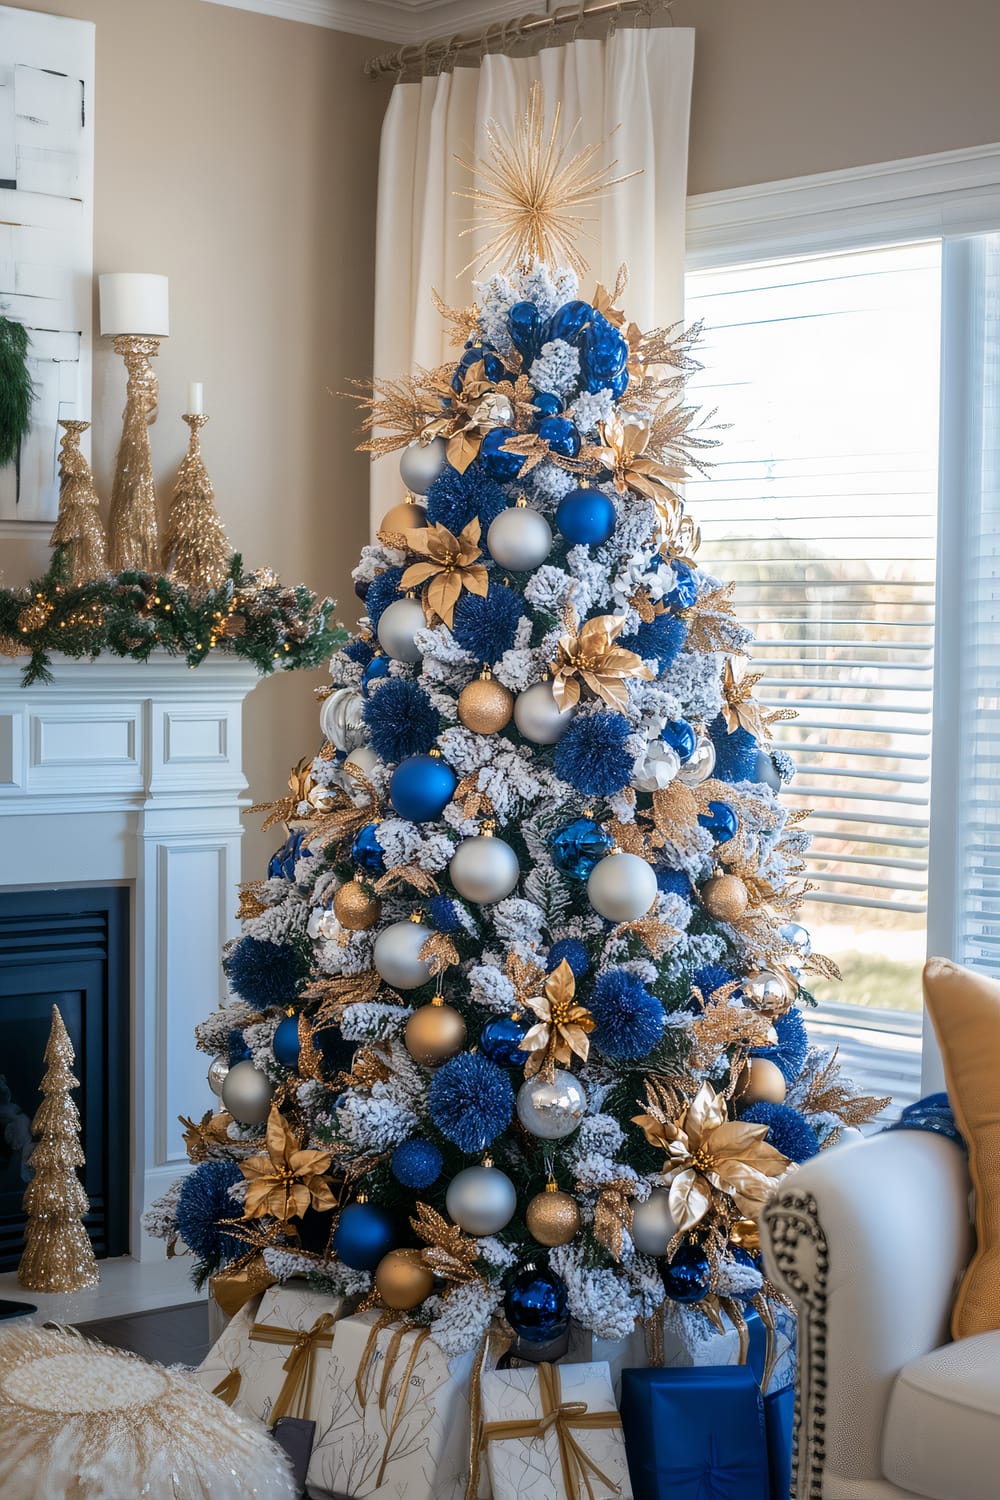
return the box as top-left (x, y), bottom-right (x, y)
top-left (0, 653), bottom-right (262, 1258)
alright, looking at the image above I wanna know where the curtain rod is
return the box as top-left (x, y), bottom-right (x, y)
top-left (364, 0), bottom-right (674, 81)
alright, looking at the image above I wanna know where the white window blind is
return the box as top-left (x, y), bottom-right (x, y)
top-left (684, 243), bottom-right (942, 1026)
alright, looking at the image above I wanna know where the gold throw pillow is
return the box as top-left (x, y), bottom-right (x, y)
top-left (923, 957), bottom-right (1000, 1339)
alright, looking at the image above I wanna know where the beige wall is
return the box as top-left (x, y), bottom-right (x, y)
top-left (1, 0), bottom-right (390, 874)
top-left (674, 0), bottom-right (1000, 195)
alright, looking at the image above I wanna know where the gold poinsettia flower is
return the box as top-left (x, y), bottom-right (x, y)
top-left (401, 518), bottom-right (488, 629)
top-left (595, 410), bottom-right (686, 502)
top-left (519, 958), bottom-right (595, 1080)
top-left (632, 1080), bottom-right (789, 1235)
top-left (240, 1106), bottom-right (336, 1229)
top-left (550, 612), bottom-right (653, 712)
top-left (721, 657), bottom-right (768, 741)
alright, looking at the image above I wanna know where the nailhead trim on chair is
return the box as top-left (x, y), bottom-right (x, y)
top-left (762, 1189), bottom-right (830, 1500)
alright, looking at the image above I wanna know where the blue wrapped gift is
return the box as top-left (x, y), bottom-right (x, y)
top-left (620, 1364), bottom-right (769, 1500)
top-left (743, 1307), bottom-right (795, 1500)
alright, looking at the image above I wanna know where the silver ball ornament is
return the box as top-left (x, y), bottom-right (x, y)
top-left (445, 1165), bottom-right (517, 1235)
top-left (587, 851), bottom-right (658, 922)
top-left (399, 436), bottom-right (448, 495)
top-left (630, 1188), bottom-right (678, 1256)
top-left (320, 686), bottom-right (367, 753)
top-left (220, 1060), bottom-right (274, 1124)
top-left (516, 1069), bottom-right (587, 1140)
top-left (487, 505), bottom-right (553, 571)
top-left (755, 749), bottom-right (782, 793)
top-left (377, 596), bottom-right (426, 663)
top-left (513, 681), bottom-right (577, 745)
top-left (343, 745), bottom-right (381, 805)
top-left (780, 922), bottom-right (812, 960)
top-left (742, 968), bottom-right (793, 1011)
top-left (207, 1054), bottom-right (230, 1097)
top-left (448, 833), bottom-right (520, 904)
top-left (633, 738), bottom-right (681, 793)
top-left (675, 735), bottom-right (716, 787)
top-left (373, 918), bottom-right (434, 989)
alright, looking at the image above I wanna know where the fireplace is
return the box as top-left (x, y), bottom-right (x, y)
top-left (0, 654), bottom-right (261, 1259)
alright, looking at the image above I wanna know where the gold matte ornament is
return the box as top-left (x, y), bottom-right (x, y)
top-left (737, 1056), bottom-right (788, 1106)
top-left (379, 495), bottom-right (428, 539)
top-left (404, 997), bottom-right (468, 1066)
top-left (374, 1248), bottom-right (435, 1310)
top-left (333, 879), bottom-right (382, 931)
top-left (458, 667), bottom-right (514, 733)
top-left (161, 413), bottom-right (231, 589)
top-left (701, 872), bottom-right (750, 922)
top-left (50, 421), bottom-right (107, 584)
top-left (17, 1005), bottom-right (99, 1292)
top-left (526, 1182), bottom-right (581, 1247)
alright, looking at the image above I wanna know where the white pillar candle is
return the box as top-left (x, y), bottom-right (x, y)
top-left (99, 273), bottom-right (170, 337)
top-left (188, 382), bottom-right (204, 414)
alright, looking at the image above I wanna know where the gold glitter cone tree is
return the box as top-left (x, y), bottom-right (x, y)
top-left (49, 420), bottom-right (107, 585)
top-left (161, 413), bottom-right (231, 590)
top-left (17, 1005), bottom-right (99, 1292)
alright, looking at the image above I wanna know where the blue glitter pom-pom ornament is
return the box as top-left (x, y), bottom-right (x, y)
top-left (272, 1015), bottom-right (301, 1069)
top-left (504, 1263), bottom-right (570, 1343)
top-left (351, 823), bottom-right (386, 875)
top-left (481, 427), bottom-right (526, 481)
top-left (361, 654), bottom-right (391, 697)
top-left (556, 487), bottom-right (616, 546)
top-left (389, 754), bottom-right (457, 822)
top-left (479, 1014), bottom-right (528, 1068)
top-left (535, 415), bottom-right (581, 458)
top-left (332, 1201), bottom-right (397, 1271)
top-left (662, 718), bottom-right (697, 763)
top-left (698, 799), bottom-right (738, 844)
top-left (662, 1241), bottom-right (712, 1304)
top-left (550, 818), bottom-right (613, 881)
top-left (391, 1138), bottom-right (443, 1190)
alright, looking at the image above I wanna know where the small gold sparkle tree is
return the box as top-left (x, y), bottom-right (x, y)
top-left (161, 413), bottom-right (231, 590)
top-left (17, 1005), bottom-right (100, 1292)
top-left (50, 420), bottom-right (107, 584)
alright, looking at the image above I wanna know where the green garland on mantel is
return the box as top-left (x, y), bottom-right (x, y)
top-left (0, 549), bottom-right (347, 687)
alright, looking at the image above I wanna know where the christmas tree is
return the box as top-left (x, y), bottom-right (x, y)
top-left (151, 85), bottom-right (887, 1359)
top-left (161, 413), bottom-right (231, 590)
top-left (18, 1005), bottom-right (100, 1292)
top-left (50, 420), bottom-right (107, 585)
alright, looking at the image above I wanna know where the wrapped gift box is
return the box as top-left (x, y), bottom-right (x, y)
top-left (481, 1360), bottom-right (631, 1500)
top-left (620, 1365), bottom-right (769, 1500)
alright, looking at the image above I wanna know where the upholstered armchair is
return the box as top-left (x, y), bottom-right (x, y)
top-left (759, 1128), bottom-right (994, 1500)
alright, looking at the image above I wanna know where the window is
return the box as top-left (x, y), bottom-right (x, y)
top-left (684, 243), bottom-right (943, 1112)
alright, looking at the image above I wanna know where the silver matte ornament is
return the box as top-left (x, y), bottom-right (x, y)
top-left (343, 744), bottom-right (381, 794)
top-left (399, 436), bottom-right (448, 495)
top-left (587, 850), bottom-right (658, 922)
top-left (220, 1060), bottom-right (274, 1124)
top-left (207, 1054), bottom-right (230, 1097)
top-left (513, 681), bottom-right (577, 745)
top-left (373, 918), bottom-right (434, 989)
top-left (487, 504), bottom-right (553, 571)
top-left (755, 749), bottom-right (782, 793)
top-left (632, 738), bottom-right (681, 793)
top-left (448, 833), bottom-right (520, 904)
top-left (320, 687), bottom-right (367, 753)
top-left (445, 1165), bottom-right (517, 1235)
top-left (630, 1188), bottom-right (677, 1256)
top-left (516, 1069), bottom-right (588, 1140)
top-left (675, 735), bottom-right (716, 787)
top-left (377, 596), bottom-right (426, 663)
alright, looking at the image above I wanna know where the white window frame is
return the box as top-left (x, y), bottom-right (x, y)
top-left (684, 141), bottom-right (1000, 1094)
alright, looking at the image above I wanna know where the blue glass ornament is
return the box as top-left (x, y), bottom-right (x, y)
top-left (389, 754), bottom-right (457, 822)
top-left (556, 487), bottom-right (616, 546)
top-left (698, 799), bottom-right (738, 844)
top-left (268, 827), bottom-right (313, 881)
top-left (354, 576), bottom-right (370, 601)
top-left (662, 718), bottom-right (697, 763)
top-left (479, 1014), bottom-right (528, 1068)
top-left (226, 1028), bottom-right (251, 1065)
top-left (536, 415), bottom-right (581, 458)
top-left (391, 1138), bottom-right (443, 1190)
top-left (550, 818), bottom-right (613, 881)
top-left (546, 300), bottom-right (593, 343)
top-left (332, 1201), bottom-right (397, 1271)
top-left (361, 654), bottom-right (391, 697)
top-left (504, 1263), bottom-right (570, 1343)
top-left (578, 312), bottom-right (628, 389)
top-left (452, 345), bottom-right (506, 393)
top-left (296, 1205), bottom-right (335, 1255)
top-left (532, 391), bottom-right (564, 419)
top-left (609, 366), bottom-right (630, 399)
top-left (351, 823), bottom-right (386, 875)
top-left (731, 1245), bottom-right (762, 1275)
top-left (272, 1015), bottom-right (301, 1069)
top-left (508, 301), bottom-right (543, 362)
top-left (662, 1242), bottom-right (712, 1304)
top-left (665, 560), bottom-right (698, 610)
top-left (481, 427), bottom-right (526, 481)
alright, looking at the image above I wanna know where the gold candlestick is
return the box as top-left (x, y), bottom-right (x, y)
top-left (161, 412), bottom-right (231, 590)
top-left (106, 334), bottom-right (161, 572)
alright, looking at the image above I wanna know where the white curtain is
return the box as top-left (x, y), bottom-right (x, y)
top-left (370, 27), bottom-right (695, 530)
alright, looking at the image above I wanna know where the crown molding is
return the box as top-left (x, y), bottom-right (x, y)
top-left (200, 0), bottom-right (530, 44)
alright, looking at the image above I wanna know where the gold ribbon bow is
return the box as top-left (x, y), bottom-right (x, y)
top-left (249, 1311), bottom-right (338, 1423)
top-left (481, 1361), bottom-right (623, 1500)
